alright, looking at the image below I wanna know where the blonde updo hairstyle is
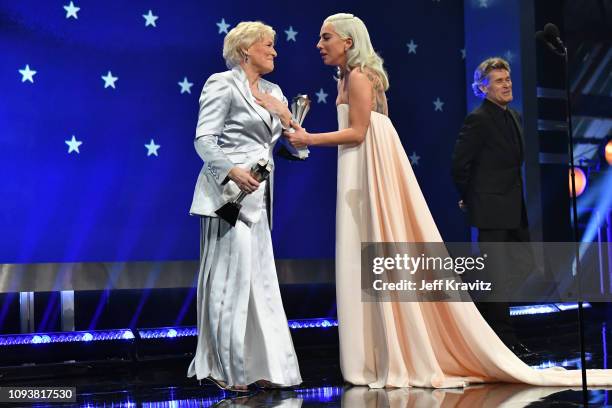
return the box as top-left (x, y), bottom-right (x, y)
top-left (324, 13), bottom-right (389, 90)
top-left (222, 21), bottom-right (276, 69)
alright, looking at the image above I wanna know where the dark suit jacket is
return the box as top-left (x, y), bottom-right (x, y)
top-left (451, 99), bottom-right (526, 229)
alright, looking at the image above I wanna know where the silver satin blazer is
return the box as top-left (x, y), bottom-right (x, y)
top-left (189, 66), bottom-right (286, 226)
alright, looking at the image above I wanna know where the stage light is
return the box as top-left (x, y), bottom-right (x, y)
top-left (122, 331), bottom-right (135, 340)
top-left (509, 302), bottom-right (591, 316)
top-left (138, 319), bottom-right (339, 340)
top-left (140, 398), bottom-right (223, 407)
top-left (531, 355), bottom-right (591, 370)
top-left (4, 307), bottom-right (587, 350)
top-left (569, 167), bottom-right (587, 197)
top-left (288, 318), bottom-right (339, 330)
top-left (137, 327), bottom-right (198, 339)
top-left (296, 386), bottom-right (343, 402)
top-left (605, 140), bottom-right (612, 166)
top-left (0, 329), bottom-right (134, 346)
top-left (556, 302), bottom-right (591, 311)
top-left (510, 304), bottom-right (558, 316)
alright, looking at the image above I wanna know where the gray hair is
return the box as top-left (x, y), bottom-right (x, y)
top-left (472, 57), bottom-right (511, 98)
top-left (222, 21), bottom-right (276, 69)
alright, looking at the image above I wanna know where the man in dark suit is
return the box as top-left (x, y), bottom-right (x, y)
top-left (452, 57), bottom-right (532, 357)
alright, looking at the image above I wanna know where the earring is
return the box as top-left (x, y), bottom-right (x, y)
top-left (244, 54), bottom-right (249, 63)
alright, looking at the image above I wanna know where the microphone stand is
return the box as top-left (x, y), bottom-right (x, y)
top-left (538, 27), bottom-right (588, 401)
top-left (560, 43), bottom-right (588, 401)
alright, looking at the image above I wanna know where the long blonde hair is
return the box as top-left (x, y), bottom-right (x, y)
top-left (324, 13), bottom-right (389, 90)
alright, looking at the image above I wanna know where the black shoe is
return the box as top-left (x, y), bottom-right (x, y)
top-left (510, 342), bottom-right (536, 358)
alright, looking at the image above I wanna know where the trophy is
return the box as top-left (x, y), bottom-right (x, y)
top-left (215, 159), bottom-right (273, 227)
top-left (280, 94), bottom-right (311, 160)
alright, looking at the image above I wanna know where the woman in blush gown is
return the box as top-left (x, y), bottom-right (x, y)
top-left (285, 12), bottom-right (612, 388)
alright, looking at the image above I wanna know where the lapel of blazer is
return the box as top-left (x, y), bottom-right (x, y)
top-left (508, 109), bottom-right (525, 162)
top-left (231, 67), bottom-right (272, 134)
top-left (482, 101), bottom-right (521, 161)
top-left (259, 79), bottom-right (282, 142)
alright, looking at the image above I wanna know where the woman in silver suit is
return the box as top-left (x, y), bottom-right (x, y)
top-left (187, 21), bottom-right (302, 392)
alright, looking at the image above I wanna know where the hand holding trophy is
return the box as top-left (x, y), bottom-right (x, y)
top-left (280, 94), bottom-right (311, 160)
top-left (215, 159), bottom-right (273, 227)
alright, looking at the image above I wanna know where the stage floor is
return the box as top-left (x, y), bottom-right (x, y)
top-left (1, 304), bottom-right (611, 406)
top-left (2, 317), bottom-right (612, 407)
top-left (0, 353), bottom-right (609, 407)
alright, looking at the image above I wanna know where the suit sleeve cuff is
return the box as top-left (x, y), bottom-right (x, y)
top-left (216, 160), bottom-right (233, 186)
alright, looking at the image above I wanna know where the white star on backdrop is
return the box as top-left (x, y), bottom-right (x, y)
top-left (433, 97), bottom-right (444, 112)
top-left (65, 135), bottom-right (82, 154)
top-left (285, 26), bottom-right (298, 42)
top-left (479, 0), bottom-right (488, 8)
top-left (101, 71), bottom-right (118, 89)
top-left (217, 18), bottom-right (230, 34)
top-left (406, 39), bottom-right (418, 54)
top-left (315, 88), bottom-right (328, 103)
top-left (460, 48), bottom-right (466, 59)
top-left (19, 65), bottom-right (37, 83)
top-left (63, 1), bottom-right (80, 19)
top-left (504, 50), bottom-right (515, 62)
top-left (145, 139), bottom-right (161, 156)
top-left (178, 77), bottom-right (194, 94)
top-left (143, 10), bottom-right (158, 27)
top-left (409, 152), bottom-right (421, 166)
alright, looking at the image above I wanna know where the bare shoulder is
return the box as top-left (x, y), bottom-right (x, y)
top-left (346, 68), bottom-right (373, 94)
top-left (352, 67), bottom-right (383, 87)
top-left (347, 68), bottom-right (370, 85)
top-left (347, 67), bottom-right (388, 114)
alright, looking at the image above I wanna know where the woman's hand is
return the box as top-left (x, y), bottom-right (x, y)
top-left (253, 88), bottom-right (291, 126)
top-left (228, 167), bottom-right (260, 194)
top-left (284, 122), bottom-right (311, 148)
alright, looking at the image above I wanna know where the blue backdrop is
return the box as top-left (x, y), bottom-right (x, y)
top-left (0, 1), bottom-right (468, 263)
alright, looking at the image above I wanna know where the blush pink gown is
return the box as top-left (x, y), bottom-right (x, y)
top-left (335, 103), bottom-right (612, 388)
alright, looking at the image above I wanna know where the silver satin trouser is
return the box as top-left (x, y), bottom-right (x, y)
top-left (187, 209), bottom-right (302, 386)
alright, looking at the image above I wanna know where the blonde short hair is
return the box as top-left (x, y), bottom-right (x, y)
top-left (222, 21), bottom-right (276, 69)
top-left (472, 57), bottom-right (511, 98)
top-left (324, 13), bottom-right (389, 90)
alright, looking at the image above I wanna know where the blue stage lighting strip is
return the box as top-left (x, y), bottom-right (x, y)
top-left (141, 398), bottom-right (223, 408)
top-left (0, 305), bottom-right (589, 346)
top-left (509, 302), bottom-right (591, 316)
top-left (295, 386), bottom-right (343, 402)
top-left (531, 353), bottom-right (592, 370)
top-left (0, 329), bottom-right (134, 346)
top-left (77, 400), bottom-right (223, 408)
top-left (288, 318), bottom-right (338, 329)
top-left (136, 318), bottom-right (339, 339)
top-left (138, 327), bottom-right (198, 339)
